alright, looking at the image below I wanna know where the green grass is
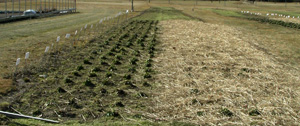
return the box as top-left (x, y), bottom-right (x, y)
top-left (212, 9), bottom-right (245, 18)
top-left (133, 7), bottom-right (193, 21)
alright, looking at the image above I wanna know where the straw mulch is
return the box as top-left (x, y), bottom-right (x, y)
top-left (148, 20), bottom-right (300, 125)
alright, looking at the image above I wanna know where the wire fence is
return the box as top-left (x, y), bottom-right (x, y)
top-left (0, 0), bottom-right (76, 19)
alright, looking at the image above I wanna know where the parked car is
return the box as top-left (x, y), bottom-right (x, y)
top-left (22, 10), bottom-right (36, 16)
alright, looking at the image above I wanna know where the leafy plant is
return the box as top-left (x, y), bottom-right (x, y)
top-left (72, 71), bottom-right (81, 77)
top-left (77, 65), bottom-right (84, 71)
top-left (249, 109), bottom-right (260, 116)
top-left (106, 72), bottom-right (112, 78)
top-left (144, 72), bottom-right (152, 78)
top-left (124, 74), bottom-right (131, 80)
top-left (65, 77), bottom-right (73, 83)
top-left (84, 79), bottom-right (95, 87)
top-left (91, 67), bottom-right (101, 72)
top-left (128, 67), bottom-right (136, 73)
top-left (89, 72), bottom-right (97, 77)
top-left (84, 59), bottom-right (92, 64)
top-left (130, 58), bottom-right (138, 65)
top-left (220, 108), bottom-right (233, 117)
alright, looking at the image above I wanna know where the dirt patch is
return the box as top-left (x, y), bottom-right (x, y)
top-left (150, 20), bottom-right (300, 125)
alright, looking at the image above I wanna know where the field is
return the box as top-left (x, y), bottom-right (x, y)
top-left (0, 0), bottom-right (300, 125)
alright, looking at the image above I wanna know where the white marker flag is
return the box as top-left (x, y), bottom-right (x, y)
top-left (16, 58), bottom-right (20, 66)
top-left (65, 34), bottom-right (71, 38)
top-left (45, 46), bottom-right (50, 53)
top-left (84, 24), bottom-right (88, 29)
top-left (126, 10), bottom-right (129, 13)
top-left (75, 30), bottom-right (78, 35)
top-left (57, 36), bottom-right (60, 42)
top-left (25, 52), bottom-right (30, 59)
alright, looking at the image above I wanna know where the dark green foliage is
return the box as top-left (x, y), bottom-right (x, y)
top-left (113, 59), bottom-right (121, 65)
top-left (84, 59), bottom-right (92, 65)
top-left (124, 74), bottom-right (131, 80)
top-left (137, 92), bottom-right (148, 97)
top-left (23, 77), bottom-right (30, 82)
top-left (65, 77), bottom-right (73, 83)
top-left (190, 89), bottom-right (199, 94)
top-left (102, 80), bottom-right (114, 86)
top-left (92, 50), bottom-right (98, 55)
top-left (145, 61), bottom-right (151, 67)
top-left (115, 102), bottom-right (124, 107)
top-left (197, 111), bottom-right (204, 116)
top-left (143, 82), bottom-right (151, 87)
top-left (89, 72), bottom-right (97, 77)
top-left (84, 79), bottom-right (95, 87)
top-left (144, 72), bottom-right (152, 78)
top-left (247, 17), bottom-right (300, 29)
top-left (117, 89), bottom-right (126, 97)
top-left (100, 60), bottom-right (109, 65)
top-left (58, 87), bottom-right (67, 93)
top-left (145, 68), bottom-right (152, 72)
top-left (72, 71), bottom-right (81, 77)
top-left (130, 58), bottom-right (138, 65)
top-left (77, 65), bottom-right (84, 71)
top-left (106, 111), bottom-right (120, 117)
top-left (115, 55), bottom-right (122, 60)
top-left (249, 109), bottom-right (260, 116)
top-left (109, 65), bottom-right (117, 71)
top-left (91, 67), bottom-right (101, 72)
top-left (220, 108), bottom-right (234, 117)
top-left (128, 67), bottom-right (136, 73)
top-left (106, 72), bottom-right (112, 78)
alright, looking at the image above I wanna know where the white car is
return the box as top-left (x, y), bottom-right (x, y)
top-left (22, 10), bottom-right (36, 16)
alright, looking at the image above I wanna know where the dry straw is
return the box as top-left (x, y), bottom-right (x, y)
top-left (147, 20), bottom-right (300, 125)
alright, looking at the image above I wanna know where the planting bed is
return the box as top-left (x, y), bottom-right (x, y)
top-left (0, 19), bottom-right (159, 123)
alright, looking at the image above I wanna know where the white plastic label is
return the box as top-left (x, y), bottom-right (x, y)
top-left (80, 27), bottom-right (83, 31)
top-left (84, 24), bottom-right (87, 29)
top-left (65, 34), bottom-right (70, 38)
top-left (91, 24), bottom-right (93, 29)
top-left (126, 10), bottom-right (129, 13)
top-left (16, 58), bottom-right (20, 66)
top-left (75, 30), bottom-right (78, 35)
top-left (25, 52), bottom-right (30, 59)
top-left (57, 36), bottom-right (60, 42)
top-left (45, 46), bottom-right (50, 53)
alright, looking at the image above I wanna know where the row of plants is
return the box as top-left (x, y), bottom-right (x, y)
top-left (246, 16), bottom-right (300, 29)
top-left (7, 19), bottom-right (160, 122)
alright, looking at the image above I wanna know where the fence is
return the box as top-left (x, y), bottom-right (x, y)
top-left (0, 0), bottom-right (76, 19)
